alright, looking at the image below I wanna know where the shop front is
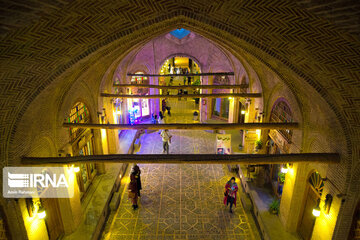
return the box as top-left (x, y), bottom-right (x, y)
top-left (68, 102), bottom-right (98, 198)
top-left (266, 129), bottom-right (291, 197)
top-left (265, 98), bottom-right (293, 198)
top-left (128, 73), bottom-right (150, 124)
top-left (211, 75), bottom-right (230, 121)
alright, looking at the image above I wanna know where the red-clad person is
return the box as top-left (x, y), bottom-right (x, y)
top-left (223, 177), bottom-right (238, 213)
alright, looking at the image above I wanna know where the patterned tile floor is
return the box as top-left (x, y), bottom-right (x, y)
top-left (105, 164), bottom-right (258, 240)
top-left (103, 99), bottom-right (260, 240)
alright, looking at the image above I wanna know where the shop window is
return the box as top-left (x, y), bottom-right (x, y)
top-left (212, 98), bottom-right (230, 119)
top-left (76, 138), bottom-right (96, 195)
top-left (270, 99), bottom-right (293, 142)
top-left (212, 75), bottom-right (230, 120)
top-left (68, 102), bottom-right (90, 142)
top-left (67, 103), bottom-right (97, 197)
top-left (128, 72), bottom-right (150, 123)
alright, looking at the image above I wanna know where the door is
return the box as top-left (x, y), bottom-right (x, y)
top-left (348, 201), bottom-right (360, 239)
top-left (299, 187), bottom-right (319, 240)
top-left (42, 198), bottom-right (64, 240)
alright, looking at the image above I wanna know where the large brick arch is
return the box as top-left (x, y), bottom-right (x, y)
top-left (0, 2), bottom-right (359, 238)
top-left (1, 7), bottom-right (358, 162)
top-left (0, 2), bottom-right (356, 168)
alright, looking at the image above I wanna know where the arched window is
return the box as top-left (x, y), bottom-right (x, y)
top-left (309, 172), bottom-right (324, 196)
top-left (212, 75), bottom-right (230, 120)
top-left (270, 99), bottom-right (293, 142)
top-left (68, 102), bottom-right (90, 141)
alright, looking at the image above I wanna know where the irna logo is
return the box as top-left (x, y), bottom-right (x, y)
top-left (8, 172), bottom-right (68, 188)
top-left (3, 167), bottom-right (73, 198)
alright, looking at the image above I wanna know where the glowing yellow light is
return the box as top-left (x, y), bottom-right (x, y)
top-left (37, 207), bottom-right (46, 219)
top-left (281, 166), bottom-right (288, 174)
top-left (67, 165), bottom-right (74, 173)
top-left (74, 166), bottom-right (80, 173)
top-left (256, 129), bottom-right (261, 140)
top-left (228, 97), bottom-right (233, 100)
top-left (312, 207), bottom-right (321, 217)
top-left (241, 110), bottom-right (246, 114)
top-left (119, 174), bottom-right (122, 179)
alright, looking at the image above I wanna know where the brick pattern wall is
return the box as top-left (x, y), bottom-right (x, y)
top-left (0, 1), bottom-right (359, 239)
top-left (297, 0), bottom-right (360, 38)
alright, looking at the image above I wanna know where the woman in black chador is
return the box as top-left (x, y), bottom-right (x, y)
top-left (132, 164), bottom-right (142, 197)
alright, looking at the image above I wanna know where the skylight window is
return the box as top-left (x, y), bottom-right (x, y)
top-left (170, 29), bottom-right (190, 39)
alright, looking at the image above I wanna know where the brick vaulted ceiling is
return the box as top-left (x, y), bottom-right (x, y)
top-left (0, 0), bottom-right (359, 166)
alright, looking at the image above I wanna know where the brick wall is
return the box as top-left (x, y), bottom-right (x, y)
top-left (0, 1), bottom-right (359, 239)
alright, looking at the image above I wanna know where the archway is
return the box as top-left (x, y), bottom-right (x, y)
top-left (298, 171), bottom-right (324, 240)
top-left (158, 55), bottom-right (201, 122)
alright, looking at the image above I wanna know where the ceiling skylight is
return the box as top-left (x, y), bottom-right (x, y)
top-left (170, 29), bottom-right (190, 39)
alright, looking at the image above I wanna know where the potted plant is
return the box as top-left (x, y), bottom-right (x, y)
top-left (269, 199), bottom-right (280, 214)
top-left (255, 140), bottom-right (263, 150)
top-left (278, 172), bottom-right (285, 183)
top-left (193, 111), bottom-right (199, 121)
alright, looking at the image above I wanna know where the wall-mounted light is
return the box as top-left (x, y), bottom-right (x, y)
top-left (74, 166), bottom-right (80, 173)
top-left (38, 206), bottom-right (46, 219)
top-left (241, 110), bottom-right (246, 115)
top-left (312, 200), bottom-right (321, 217)
top-left (228, 97), bottom-right (233, 100)
top-left (281, 165), bottom-right (288, 174)
top-left (37, 206), bottom-right (46, 219)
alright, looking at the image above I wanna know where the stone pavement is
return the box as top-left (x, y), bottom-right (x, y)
top-left (104, 164), bottom-right (259, 240)
top-left (102, 98), bottom-right (260, 240)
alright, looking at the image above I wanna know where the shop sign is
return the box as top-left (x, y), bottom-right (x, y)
top-left (269, 130), bottom-right (290, 153)
top-left (216, 134), bottom-right (231, 154)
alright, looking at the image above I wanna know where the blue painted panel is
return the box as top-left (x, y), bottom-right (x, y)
top-left (170, 29), bottom-right (191, 39)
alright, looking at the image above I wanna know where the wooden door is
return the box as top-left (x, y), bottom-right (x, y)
top-left (41, 198), bottom-right (64, 240)
top-left (299, 187), bottom-right (319, 240)
top-left (348, 201), bottom-right (360, 239)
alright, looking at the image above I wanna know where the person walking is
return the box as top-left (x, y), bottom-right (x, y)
top-left (165, 99), bottom-right (171, 116)
top-left (151, 113), bottom-right (158, 124)
top-left (162, 99), bottom-right (166, 113)
top-left (224, 177), bottom-right (238, 213)
top-left (160, 129), bottom-right (172, 154)
top-left (158, 111), bottom-right (165, 124)
top-left (128, 170), bottom-right (139, 210)
top-left (132, 164), bottom-right (142, 197)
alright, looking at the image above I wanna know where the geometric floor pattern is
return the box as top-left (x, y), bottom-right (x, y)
top-left (105, 164), bottom-right (258, 240)
top-left (104, 98), bottom-right (259, 239)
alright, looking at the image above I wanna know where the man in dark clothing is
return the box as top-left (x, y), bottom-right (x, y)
top-left (128, 171), bottom-right (139, 209)
top-left (132, 164), bottom-right (142, 197)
